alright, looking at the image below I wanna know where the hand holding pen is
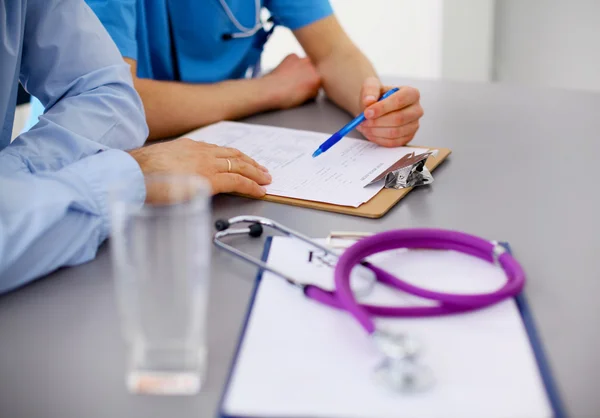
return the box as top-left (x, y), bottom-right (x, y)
top-left (313, 79), bottom-right (423, 157)
top-left (357, 77), bottom-right (424, 148)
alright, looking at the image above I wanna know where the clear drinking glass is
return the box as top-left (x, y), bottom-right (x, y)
top-left (109, 174), bottom-right (212, 395)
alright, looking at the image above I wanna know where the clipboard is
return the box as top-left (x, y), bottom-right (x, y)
top-left (239, 146), bottom-right (452, 219)
top-left (218, 238), bottom-right (566, 418)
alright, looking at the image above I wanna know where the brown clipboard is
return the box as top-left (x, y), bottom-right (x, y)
top-left (235, 146), bottom-right (451, 219)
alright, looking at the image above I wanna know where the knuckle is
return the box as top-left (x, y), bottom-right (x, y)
top-left (416, 105), bottom-right (424, 118)
top-left (394, 113), bottom-right (405, 125)
top-left (413, 88), bottom-right (421, 101)
top-left (411, 121), bottom-right (419, 130)
top-left (246, 164), bottom-right (259, 177)
top-left (393, 93), bottom-right (404, 107)
top-left (390, 127), bottom-right (401, 138)
top-left (230, 174), bottom-right (242, 187)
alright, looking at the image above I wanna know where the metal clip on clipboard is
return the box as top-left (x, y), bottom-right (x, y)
top-left (366, 149), bottom-right (439, 190)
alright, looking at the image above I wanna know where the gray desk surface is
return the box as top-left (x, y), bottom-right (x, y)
top-left (1, 78), bottom-right (600, 418)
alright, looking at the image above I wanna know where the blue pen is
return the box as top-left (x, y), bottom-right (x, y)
top-left (312, 87), bottom-right (400, 158)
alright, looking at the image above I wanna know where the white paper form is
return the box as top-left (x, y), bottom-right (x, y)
top-left (185, 121), bottom-right (429, 207)
top-left (222, 237), bottom-right (553, 418)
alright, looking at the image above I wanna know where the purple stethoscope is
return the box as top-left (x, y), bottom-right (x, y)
top-left (214, 216), bottom-right (526, 392)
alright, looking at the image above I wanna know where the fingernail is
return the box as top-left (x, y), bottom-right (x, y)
top-left (265, 172), bottom-right (272, 181)
top-left (364, 95), bottom-right (376, 103)
top-left (365, 109), bottom-right (375, 119)
top-left (261, 187), bottom-right (267, 194)
top-left (260, 165), bottom-right (269, 172)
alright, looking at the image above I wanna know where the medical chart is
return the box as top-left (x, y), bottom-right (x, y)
top-left (222, 237), bottom-right (553, 418)
top-left (185, 121), bottom-right (429, 207)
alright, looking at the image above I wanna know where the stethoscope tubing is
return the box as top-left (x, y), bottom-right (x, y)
top-left (213, 217), bottom-right (526, 336)
top-left (332, 229), bottom-right (526, 334)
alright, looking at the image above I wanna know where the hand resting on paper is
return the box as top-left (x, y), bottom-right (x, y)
top-left (128, 138), bottom-right (271, 203)
top-left (356, 77), bottom-right (424, 148)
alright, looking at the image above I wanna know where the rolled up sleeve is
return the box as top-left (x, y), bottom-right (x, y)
top-left (266, 0), bottom-right (333, 30)
top-left (13, 0), bottom-right (147, 173)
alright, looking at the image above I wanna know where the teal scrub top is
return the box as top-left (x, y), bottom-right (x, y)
top-left (87, 0), bottom-right (334, 82)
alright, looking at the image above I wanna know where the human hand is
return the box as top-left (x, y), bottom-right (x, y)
top-left (128, 138), bottom-right (271, 202)
top-left (264, 53), bottom-right (321, 110)
top-left (356, 77), bottom-right (424, 147)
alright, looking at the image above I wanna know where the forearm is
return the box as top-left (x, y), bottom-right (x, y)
top-left (132, 73), bottom-right (281, 140)
top-left (294, 15), bottom-right (378, 117)
top-left (317, 45), bottom-right (378, 117)
top-left (17, 0), bottom-right (148, 171)
top-left (0, 150), bottom-right (144, 293)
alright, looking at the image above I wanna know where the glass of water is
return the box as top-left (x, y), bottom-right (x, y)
top-left (109, 174), bottom-right (212, 395)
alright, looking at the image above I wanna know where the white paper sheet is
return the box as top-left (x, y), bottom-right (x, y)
top-left (222, 237), bottom-right (553, 418)
top-left (185, 121), bottom-right (428, 207)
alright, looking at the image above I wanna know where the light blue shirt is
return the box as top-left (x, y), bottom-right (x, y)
top-left (0, 0), bottom-right (148, 293)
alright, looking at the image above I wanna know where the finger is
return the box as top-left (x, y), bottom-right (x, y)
top-left (363, 133), bottom-right (416, 148)
top-left (361, 76), bottom-right (382, 108)
top-left (282, 53), bottom-right (300, 64)
top-left (188, 139), bottom-right (217, 147)
top-left (357, 120), bottom-right (419, 140)
top-left (212, 173), bottom-right (267, 198)
top-left (214, 147), bottom-right (269, 172)
top-left (361, 104), bottom-right (424, 128)
top-left (224, 158), bottom-right (272, 185)
top-left (364, 86), bottom-right (420, 120)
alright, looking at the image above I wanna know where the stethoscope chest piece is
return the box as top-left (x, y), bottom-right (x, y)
top-left (372, 331), bottom-right (435, 393)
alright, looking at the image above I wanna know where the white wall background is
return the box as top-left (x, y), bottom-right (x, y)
top-left (493, 0), bottom-right (600, 92)
top-left (263, 0), bottom-right (600, 92)
top-left (441, 0), bottom-right (496, 82)
top-left (262, 0), bottom-right (495, 82)
top-left (263, 0), bottom-right (445, 79)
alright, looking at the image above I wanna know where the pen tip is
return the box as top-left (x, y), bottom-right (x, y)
top-left (312, 149), bottom-right (322, 158)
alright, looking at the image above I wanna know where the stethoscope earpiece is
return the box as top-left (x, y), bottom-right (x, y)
top-left (214, 219), bottom-right (230, 231)
top-left (214, 219), bottom-right (262, 237)
top-left (248, 223), bottom-right (263, 238)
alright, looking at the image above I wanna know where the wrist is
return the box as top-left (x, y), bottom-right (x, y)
top-left (258, 74), bottom-right (285, 111)
top-left (127, 147), bottom-right (148, 174)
